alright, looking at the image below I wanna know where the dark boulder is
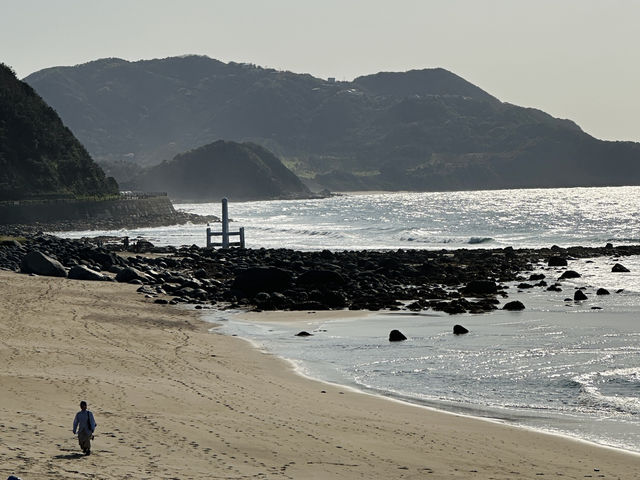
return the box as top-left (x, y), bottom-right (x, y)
top-left (389, 329), bottom-right (407, 342)
top-left (574, 290), bottom-right (588, 301)
top-left (68, 265), bottom-right (107, 281)
top-left (559, 270), bottom-right (581, 280)
top-left (548, 256), bottom-right (568, 267)
top-left (596, 288), bottom-right (610, 295)
top-left (502, 300), bottom-right (525, 311)
top-left (296, 270), bottom-right (345, 286)
top-left (232, 267), bottom-right (293, 295)
top-left (20, 251), bottom-right (67, 277)
top-left (612, 263), bottom-right (630, 273)
top-left (453, 324), bottom-right (469, 335)
top-left (529, 273), bottom-right (546, 281)
top-left (320, 290), bottom-right (348, 309)
top-left (461, 280), bottom-right (498, 296)
top-left (295, 331), bottom-right (313, 337)
top-left (115, 267), bottom-right (151, 283)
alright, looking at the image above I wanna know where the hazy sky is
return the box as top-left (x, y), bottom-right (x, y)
top-left (2, 0), bottom-right (639, 141)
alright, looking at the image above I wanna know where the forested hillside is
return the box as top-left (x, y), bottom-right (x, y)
top-left (25, 56), bottom-right (640, 191)
top-left (0, 63), bottom-right (118, 200)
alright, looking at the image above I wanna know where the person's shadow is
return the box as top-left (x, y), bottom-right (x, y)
top-left (54, 452), bottom-right (85, 459)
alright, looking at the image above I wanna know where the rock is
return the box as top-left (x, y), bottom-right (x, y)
top-left (295, 331), bottom-right (313, 337)
top-left (320, 290), bottom-right (348, 309)
top-left (548, 256), bottom-right (568, 267)
top-left (517, 283), bottom-right (534, 289)
top-left (502, 300), bottom-right (525, 311)
top-left (559, 270), bottom-right (581, 279)
top-left (596, 288), bottom-right (610, 295)
top-left (461, 280), bottom-right (498, 296)
top-left (574, 290), bottom-right (588, 301)
top-left (115, 266), bottom-right (151, 283)
top-left (232, 267), bottom-right (293, 295)
top-left (612, 263), bottom-right (630, 273)
top-left (453, 324), bottom-right (469, 335)
top-left (154, 298), bottom-right (168, 304)
top-left (20, 250), bottom-right (67, 277)
top-left (296, 270), bottom-right (345, 286)
top-left (68, 264), bottom-right (107, 281)
top-left (389, 329), bottom-right (407, 342)
top-left (529, 273), bottom-right (545, 281)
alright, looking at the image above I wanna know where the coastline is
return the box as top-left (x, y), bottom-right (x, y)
top-left (219, 304), bottom-right (640, 455)
top-left (1, 271), bottom-right (639, 479)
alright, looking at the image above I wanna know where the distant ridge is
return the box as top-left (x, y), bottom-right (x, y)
top-left (24, 55), bottom-right (640, 192)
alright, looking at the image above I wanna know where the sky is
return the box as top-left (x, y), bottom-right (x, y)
top-left (2, 0), bottom-right (639, 142)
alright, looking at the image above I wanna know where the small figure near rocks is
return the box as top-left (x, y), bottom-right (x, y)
top-left (502, 300), bottom-right (525, 311)
top-left (453, 324), bottom-right (469, 335)
top-left (295, 331), bottom-right (313, 337)
top-left (574, 290), bottom-right (588, 301)
top-left (612, 263), bottom-right (630, 273)
top-left (389, 329), bottom-right (407, 342)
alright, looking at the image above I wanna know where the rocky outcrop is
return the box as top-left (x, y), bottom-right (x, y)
top-left (232, 267), bottom-right (293, 295)
top-left (20, 251), bottom-right (66, 277)
top-left (3, 233), bottom-right (640, 317)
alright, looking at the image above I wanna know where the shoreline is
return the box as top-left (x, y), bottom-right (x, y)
top-left (2, 271), bottom-right (639, 478)
top-left (218, 292), bottom-right (640, 456)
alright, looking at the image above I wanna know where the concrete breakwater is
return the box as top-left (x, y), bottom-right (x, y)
top-left (0, 194), bottom-right (213, 230)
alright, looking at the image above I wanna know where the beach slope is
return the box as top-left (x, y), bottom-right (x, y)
top-left (0, 271), bottom-right (637, 479)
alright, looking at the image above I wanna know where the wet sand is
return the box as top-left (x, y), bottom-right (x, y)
top-left (0, 270), bottom-right (638, 479)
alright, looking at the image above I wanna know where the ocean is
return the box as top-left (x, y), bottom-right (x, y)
top-left (53, 185), bottom-right (640, 453)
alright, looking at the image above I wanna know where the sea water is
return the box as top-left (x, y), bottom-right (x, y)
top-left (212, 256), bottom-right (640, 453)
top-left (52, 186), bottom-right (640, 452)
top-left (55, 185), bottom-right (640, 251)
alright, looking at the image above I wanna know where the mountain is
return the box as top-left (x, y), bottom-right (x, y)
top-left (0, 63), bottom-right (118, 201)
top-left (127, 140), bottom-right (313, 201)
top-left (24, 55), bottom-right (640, 191)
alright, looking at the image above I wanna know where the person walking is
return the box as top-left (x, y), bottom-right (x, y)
top-left (72, 401), bottom-right (97, 455)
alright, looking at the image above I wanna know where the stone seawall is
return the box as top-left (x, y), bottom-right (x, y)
top-left (0, 195), bottom-right (180, 226)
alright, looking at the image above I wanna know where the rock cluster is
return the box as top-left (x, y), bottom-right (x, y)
top-left (1, 232), bottom-right (639, 315)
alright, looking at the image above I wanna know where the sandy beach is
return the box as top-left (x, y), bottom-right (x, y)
top-left (1, 270), bottom-right (638, 479)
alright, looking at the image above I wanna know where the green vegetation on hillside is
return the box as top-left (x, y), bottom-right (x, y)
top-left (0, 63), bottom-right (118, 201)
